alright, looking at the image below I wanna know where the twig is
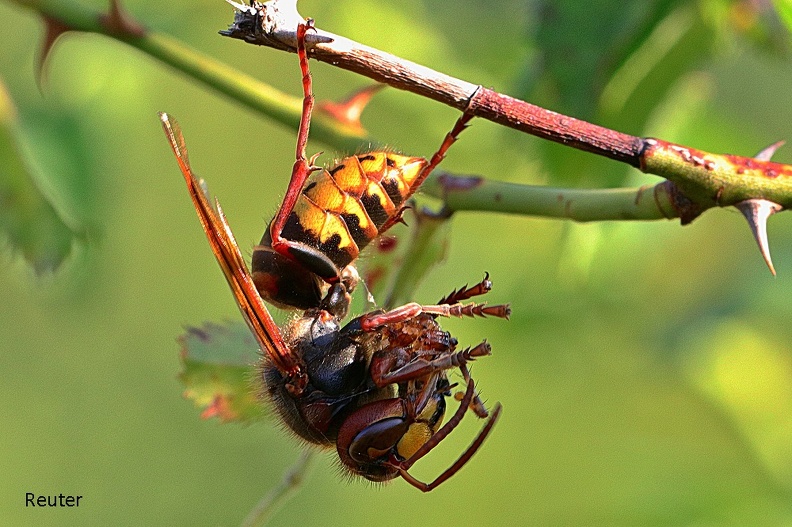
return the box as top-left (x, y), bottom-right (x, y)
top-left (221, 0), bottom-right (792, 272)
top-left (222, 0), bottom-right (642, 165)
top-left (8, 0), bottom-right (791, 269)
top-left (7, 0), bottom-right (688, 224)
top-left (240, 450), bottom-right (314, 527)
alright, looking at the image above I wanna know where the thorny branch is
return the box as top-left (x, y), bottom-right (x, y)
top-left (223, 0), bottom-right (792, 274)
top-left (222, 0), bottom-right (643, 165)
top-left (4, 0), bottom-right (681, 219)
top-left (5, 0), bottom-right (791, 272)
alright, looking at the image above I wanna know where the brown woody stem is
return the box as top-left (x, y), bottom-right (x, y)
top-left (421, 174), bottom-right (703, 223)
top-left (222, 0), bottom-right (792, 219)
top-left (221, 0), bottom-right (644, 165)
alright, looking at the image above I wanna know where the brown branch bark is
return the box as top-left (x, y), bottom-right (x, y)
top-left (220, 0), bottom-right (645, 166)
top-left (220, 0), bottom-right (792, 217)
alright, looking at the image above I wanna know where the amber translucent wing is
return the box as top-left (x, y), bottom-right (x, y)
top-left (159, 112), bottom-right (298, 374)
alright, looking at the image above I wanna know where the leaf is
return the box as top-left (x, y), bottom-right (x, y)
top-left (775, 0), bottom-right (792, 31)
top-left (524, 0), bottom-right (785, 141)
top-left (523, 0), bottom-right (687, 122)
top-left (0, 79), bottom-right (76, 273)
top-left (178, 321), bottom-right (269, 424)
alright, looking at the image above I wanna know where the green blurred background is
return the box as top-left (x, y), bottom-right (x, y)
top-left (3, 0), bottom-right (792, 525)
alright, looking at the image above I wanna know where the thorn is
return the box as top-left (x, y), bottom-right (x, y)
top-left (37, 16), bottom-right (72, 91)
top-left (754, 140), bottom-right (785, 161)
top-left (318, 84), bottom-right (385, 133)
top-left (100, 0), bottom-right (146, 38)
top-left (735, 199), bottom-right (783, 276)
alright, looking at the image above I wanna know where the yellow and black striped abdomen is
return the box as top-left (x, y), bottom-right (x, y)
top-left (280, 152), bottom-right (427, 270)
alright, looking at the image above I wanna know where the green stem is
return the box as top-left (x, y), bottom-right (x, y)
top-left (642, 138), bottom-right (792, 209)
top-left (240, 450), bottom-right (314, 527)
top-left (8, 0), bottom-right (366, 152)
top-left (6, 0), bottom-right (683, 223)
top-left (422, 173), bottom-right (685, 222)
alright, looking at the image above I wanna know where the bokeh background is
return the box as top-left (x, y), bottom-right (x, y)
top-left (3, 0), bottom-right (792, 525)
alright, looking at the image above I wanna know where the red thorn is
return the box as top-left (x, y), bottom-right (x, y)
top-left (735, 199), bottom-right (783, 276)
top-left (37, 16), bottom-right (72, 91)
top-left (318, 84), bottom-right (385, 133)
top-left (200, 405), bottom-right (219, 420)
top-left (754, 140), bottom-right (785, 161)
top-left (100, 0), bottom-right (146, 38)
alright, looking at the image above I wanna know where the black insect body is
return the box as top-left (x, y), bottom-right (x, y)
top-left (159, 19), bottom-right (508, 492)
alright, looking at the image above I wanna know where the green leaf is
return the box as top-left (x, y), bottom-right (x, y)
top-left (0, 80), bottom-right (76, 273)
top-left (775, 0), bottom-right (792, 29)
top-left (523, 0), bottom-right (687, 121)
top-left (178, 321), bottom-right (268, 424)
top-left (522, 2), bottom-right (716, 186)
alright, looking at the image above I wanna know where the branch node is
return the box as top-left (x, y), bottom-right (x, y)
top-left (656, 181), bottom-right (706, 224)
top-left (436, 172), bottom-right (484, 192)
top-left (220, 0), bottom-right (332, 51)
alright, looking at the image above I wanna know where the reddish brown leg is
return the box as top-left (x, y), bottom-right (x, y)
top-left (435, 273), bottom-right (505, 417)
top-left (458, 362), bottom-right (489, 418)
top-left (358, 303), bottom-right (424, 331)
top-left (438, 272), bottom-right (493, 305)
top-left (421, 302), bottom-right (511, 320)
top-left (359, 301), bottom-right (510, 331)
top-left (268, 20), bottom-right (324, 261)
top-left (378, 110), bottom-right (475, 235)
top-left (409, 111), bottom-right (475, 194)
top-left (395, 380), bottom-right (503, 492)
top-left (370, 342), bottom-right (491, 388)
